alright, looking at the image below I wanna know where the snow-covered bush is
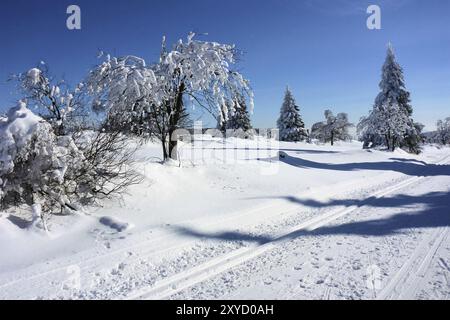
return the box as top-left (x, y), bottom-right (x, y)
top-left (311, 110), bottom-right (353, 145)
top-left (277, 87), bottom-right (308, 142)
top-left (0, 102), bottom-right (141, 228)
top-left (72, 130), bottom-right (142, 202)
top-left (0, 102), bottom-right (86, 227)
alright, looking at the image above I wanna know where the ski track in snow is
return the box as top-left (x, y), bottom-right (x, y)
top-left (377, 227), bottom-right (448, 300)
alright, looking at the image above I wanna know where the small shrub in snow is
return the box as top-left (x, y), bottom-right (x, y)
top-left (0, 102), bottom-right (141, 228)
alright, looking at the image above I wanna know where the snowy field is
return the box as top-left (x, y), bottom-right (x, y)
top-left (0, 137), bottom-right (449, 300)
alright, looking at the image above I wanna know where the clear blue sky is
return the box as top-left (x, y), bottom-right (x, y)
top-left (0, 0), bottom-right (449, 130)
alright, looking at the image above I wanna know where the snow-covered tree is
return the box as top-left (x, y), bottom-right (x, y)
top-left (375, 44), bottom-right (413, 117)
top-left (217, 95), bottom-right (253, 136)
top-left (436, 117), bottom-right (450, 145)
top-left (14, 63), bottom-right (88, 135)
top-left (374, 102), bottom-right (409, 151)
top-left (359, 44), bottom-right (422, 152)
top-left (88, 33), bottom-right (254, 160)
top-left (403, 121), bottom-right (424, 154)
top-left (311, 110), bottom-right (353, 145)
top-left (226, 96), bottom-right (252, 131)
top-left (277, 87), bottom-right (307, 142)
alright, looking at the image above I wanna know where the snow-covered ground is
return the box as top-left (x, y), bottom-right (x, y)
top-left (0, 137), bottom-right (449, 300)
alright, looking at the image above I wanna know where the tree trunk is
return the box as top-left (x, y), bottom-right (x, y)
top-left (168, 82), bottom-right (185, 160)
top-left (161, 137), bottom-right (168, 161)
top-left (168, 130), bottom-right (178, 160)
top-left (330, 131), bottom-right (334, 146)
top-left (385, 134), bottom-right (392, 151)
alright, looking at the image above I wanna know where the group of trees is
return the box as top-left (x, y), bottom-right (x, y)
top-left (277, 44), bottom-right (431, 154)
top-left (0, 66), bottom-right (142, 230)
top-left (0, 33), bottom-right (254, 227)
top-left (88, 33), bottom-right (253, 160)
top-left (276, 87), bottom-right (353, 145)
top-left (0, 35), bottom-right (447, 228)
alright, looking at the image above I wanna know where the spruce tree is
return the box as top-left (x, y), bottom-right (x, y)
top-left (359, 44), bottom-right (422, 152)
top-left (226, 96), bottom-right (252, 131)
top-left (375, 44), bottom-right (413, 116)
top-left (277, 87), bottom-right (307, 142)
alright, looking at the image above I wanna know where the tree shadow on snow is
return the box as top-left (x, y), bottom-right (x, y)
top-left (173, 226), bottom-right (272, 245)
top-left (256, 154), bottom-right (450, 177)
top-left (278, 191), bottom-right (450, 239)
top-left (200, 147), bottom-right (339, 155)
top-left (7, 215), bottom-right (31, 229)
top-left (173, 191), bottom-right (450, 243)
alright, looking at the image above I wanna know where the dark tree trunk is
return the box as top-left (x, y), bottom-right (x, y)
top-left (168, 82), bottom-right (186, 160)
top-left (385, 134), bottom-right (390, 151)
top-left (162, 138), bottom-right (168, 160)
top-left (168, 132), bottom-right (178, 160)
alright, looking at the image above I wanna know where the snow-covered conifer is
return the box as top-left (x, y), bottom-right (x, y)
top-left (226, 96), bottom-right (252, 132)
top-left (359, 44), bottom-right (421, 152)
top-left (277, 87), bottom-right (307, 142)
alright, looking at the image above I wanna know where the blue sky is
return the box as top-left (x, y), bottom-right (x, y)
top-left (0, 0), bottom-right (449, 130)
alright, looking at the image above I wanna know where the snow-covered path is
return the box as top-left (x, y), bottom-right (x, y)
top-left (0, 141), bottom-right (449, 300)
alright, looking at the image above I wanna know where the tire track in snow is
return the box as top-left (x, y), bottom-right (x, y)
top-left (127, 156), bottom-right (450, 300)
